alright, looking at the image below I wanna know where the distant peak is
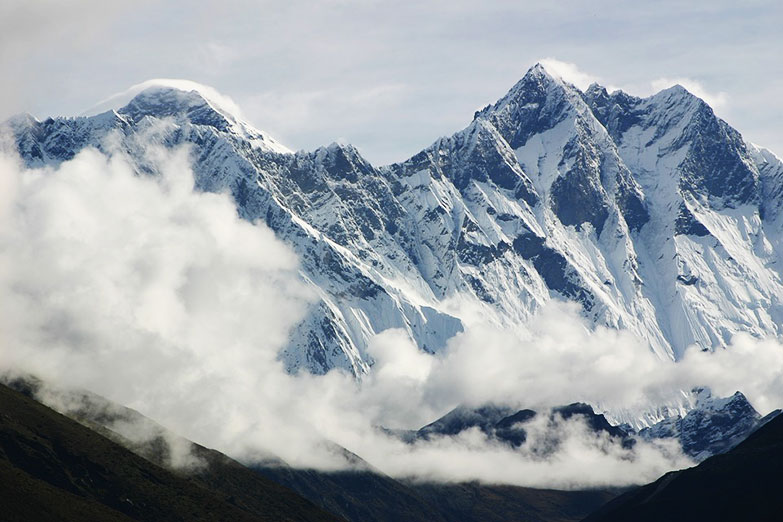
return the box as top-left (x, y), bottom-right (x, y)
top-left (585, 83), bottom-right (608, 96)
top-left (82, 79), bottom-right (292, 154)
top-left (510, 60), bottom-right (601, 97)
top-left (498, 61), bottom-right (594, 109)
top-left (529, 62), bottom-right (549, 75)
top-left (83, 79), bottom-right (244, 121)
top-left (110, 85), bottom-right (241, 136)
top-left (122, 86), bottom-right (216, 117)
top-left (496, 62), bottom-right (570, 106)
top-left (316, 141), bottom-right (357, 157)
top-left (531, 59), bottom-right (604, 91)
top-left (317, 141), bottom-right (367, 163)
top-left (326, 140), bottom-right (353, 151)
top-left (660, 84), bottom-right (692, 96)
top-left (523, 62), bottom-right (561, 84)
top-left (132, 85), bottom-right (208, 103)
top-left (4, 112), bottom-right (39, 129)
top-left (652, 83), bottom-right (707, 107)
top-left (729, 390), bottom-right (751, 402)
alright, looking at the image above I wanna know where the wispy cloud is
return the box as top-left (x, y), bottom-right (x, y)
top-left (539, 58), bottom-right (600, 91)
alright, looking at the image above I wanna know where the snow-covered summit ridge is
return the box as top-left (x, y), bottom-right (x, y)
top-left (4, 64), bottom-right (783, 386)
top-left (85, 79), bottom-right (291, 154)
top-left (84, 79), bottom-right (244, 120)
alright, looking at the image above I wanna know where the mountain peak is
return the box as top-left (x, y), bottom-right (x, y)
top-left (131, 85), bottom-right (210, 105)
top-left (528, 61), bottom-right (551, 77)
top-left (584, 82), bottom-right (608, 98)
top-left (523, 61), bottom-right (600, 92)
top-left (84, 79), bottom-right (243, 119)
top-left (521, 61), bottom-right (565, 87)
top-left (650, 83), bottom-right (708, 108)
top-left (83, 80), bottom-right (292, 154)
top-left (4, 112), bottom-right (39, 130)
top-left (473, 61), bottom-right (590, 152)
top-left (665, 83), bottom-right (694, 96)
top-left (485, 62), bottom-right (573, 118)
top-left (118, 85), bottom-right (231, 127)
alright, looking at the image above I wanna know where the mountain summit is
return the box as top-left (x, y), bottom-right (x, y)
top-left (5, 66), bottom-right (783, 381)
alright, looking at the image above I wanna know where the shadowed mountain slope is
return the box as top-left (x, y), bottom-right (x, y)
top-left (2, 377), bottom-right (616, 522)
top-left (583, 413), bottom-right (783, 522)
top-left (0, 382), bottom-right (339, 522)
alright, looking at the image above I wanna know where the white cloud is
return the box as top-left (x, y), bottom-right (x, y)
top-left (1, 144), bottom-right (782, 489)
top-left (367, 328), bottom-right (433, 383)
top-left (651, 77), bottom-right (729, 110)
top-left (350, 414), bottom-right (690, 488)
top-left (0, 0), bottom-right (780, 491)
top-left (538, 58), bottom-right (600, 91)
top-left (367, 302), bottom-right (783, 426)
top-left (0, 143), bottom-right (315, 458)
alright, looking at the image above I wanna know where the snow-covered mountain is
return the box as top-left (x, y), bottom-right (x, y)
top-left (393, 389), bottom-right (775, 462)
top-left (639, 387), bottom-right (779, 461)
top-left (5, 65), bottom-right (783, 376)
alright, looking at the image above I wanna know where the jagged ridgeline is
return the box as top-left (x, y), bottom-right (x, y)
top-left (7, 64), bottom-right (783, 376)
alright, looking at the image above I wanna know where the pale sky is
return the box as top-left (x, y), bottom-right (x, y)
top-left (2, 0), bottom-right (781, 165)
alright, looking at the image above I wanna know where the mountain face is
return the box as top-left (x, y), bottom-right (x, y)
top-left (396, 391), bottom-right (767, 461)
top-left (6, 65), bottom-right (783, 377)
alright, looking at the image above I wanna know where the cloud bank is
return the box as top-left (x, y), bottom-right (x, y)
top-left (1, 145), bottom-right (782, 489)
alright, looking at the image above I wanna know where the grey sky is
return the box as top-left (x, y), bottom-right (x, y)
top-left (2, 0), bottom-right (780, 165)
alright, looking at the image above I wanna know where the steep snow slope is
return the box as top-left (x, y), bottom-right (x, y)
top-left (4, 65), bottom-right (783, 379)
top-left (4, 89), bottom-right (466, 375)
top-left (586, 85), bottom-right (783, 357)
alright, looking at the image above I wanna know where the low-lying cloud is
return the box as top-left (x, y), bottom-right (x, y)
top-left (1, 144), bottom-right (782, 489)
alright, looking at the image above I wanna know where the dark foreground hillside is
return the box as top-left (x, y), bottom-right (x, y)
top-left (1, 377), bottom-right (617, 521)
top-left (584, 413), bottom-right (783, 522)
top-left (0, 383), bottom-right (337, 522)
top-left (254, 465), bottom-right (617, 522)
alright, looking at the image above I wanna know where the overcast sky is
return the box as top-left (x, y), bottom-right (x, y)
top-left (1, 0), bottom-right (780, 165)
